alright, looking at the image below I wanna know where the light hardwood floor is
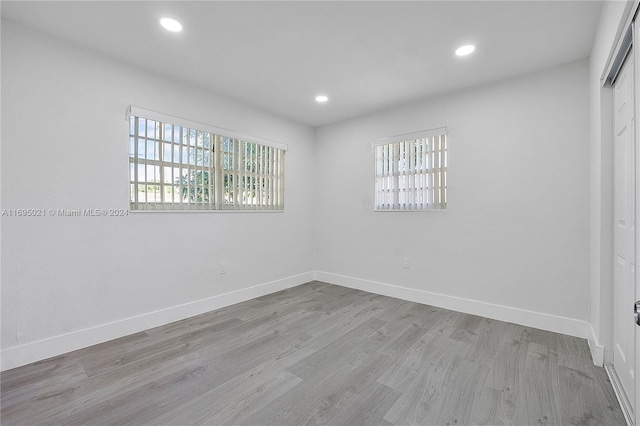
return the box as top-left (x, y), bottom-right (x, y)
top-left (0, 281), bottom-right (625, 425)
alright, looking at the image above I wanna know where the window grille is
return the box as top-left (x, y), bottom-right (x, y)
top-left (372, 128), bottom-right (447, 210)
top-left (127, 106), bottom-right (286, 211)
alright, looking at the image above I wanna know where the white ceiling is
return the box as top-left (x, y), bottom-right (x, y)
top-left (2, 1), bottom-right (602, 127)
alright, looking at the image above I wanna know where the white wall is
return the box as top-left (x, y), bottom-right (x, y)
top-left (588, 0), bottom-right (634, 365)
top-left (314, 60), bottom-right (592, 336)
top-left (1, 20), bottom-right (315, 370)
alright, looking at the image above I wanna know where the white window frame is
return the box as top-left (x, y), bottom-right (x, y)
top-left (127, 106), bottom-right (287, 212)
top-left (372, 127), bottom-right (447, 211)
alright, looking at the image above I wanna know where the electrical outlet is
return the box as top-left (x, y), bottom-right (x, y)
top-left (220, 263), bottom-right (227, 274)
top-left (403, 258), bottom-right (411, 269)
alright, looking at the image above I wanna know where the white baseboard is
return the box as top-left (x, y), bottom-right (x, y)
top-left (314, 271), bottom-right (593, 341)
top-left (1, 272), bottom-right (313, 371)
top-left (587, 323), bottom-right (605, 366)
top-left (2, 271), bottom-right (601, 372)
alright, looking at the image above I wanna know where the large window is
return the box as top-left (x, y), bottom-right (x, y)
top-left (372, 128), bottom-right (447, 211)
top-left (128, 106), bottom-right (286, 211)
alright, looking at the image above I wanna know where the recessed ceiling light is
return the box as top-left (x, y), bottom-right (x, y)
top-left (315, 95), bottom-right (329, 103)
top-left (160, 17), bottom-right (183, 32)
top-left (455, 44), bottom-right (476, 56)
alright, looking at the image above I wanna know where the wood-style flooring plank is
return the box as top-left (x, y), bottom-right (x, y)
top-left (381, 334), bottom-right (461, 425)
top-left (477, 337), bottom-right (529, 424)
top-left (152, 346), bottom-right (313, 425)
top-left (559, 365), bottom-right (626, 426)
top-left (523, 342), bottom-right (562, 425)
top-left (327, 383), bottom-right (399, 426)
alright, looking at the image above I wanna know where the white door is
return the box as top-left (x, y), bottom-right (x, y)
top-left (614, 47), bottom-right (637, 421)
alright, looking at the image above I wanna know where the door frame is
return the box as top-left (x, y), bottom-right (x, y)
top-left (633, 21), bottom-right (640, 426)
top-left (602, 3), bottom-right (640, 426)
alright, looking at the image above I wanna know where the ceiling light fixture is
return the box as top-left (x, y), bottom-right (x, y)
top-left (315, 95), bottom-right (329, 103)
top-left (455, 44), bottom-right (476, 56)
top-left (160, 17), bottom-right (183, 32)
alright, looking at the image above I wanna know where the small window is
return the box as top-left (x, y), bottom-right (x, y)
top-left (128, 106), bottom-right (286, 211)
top-left (372, 128), bottom-right (447, 211)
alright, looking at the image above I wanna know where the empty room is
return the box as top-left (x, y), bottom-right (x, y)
top-left (1, 1), bottom-right (639, 425)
